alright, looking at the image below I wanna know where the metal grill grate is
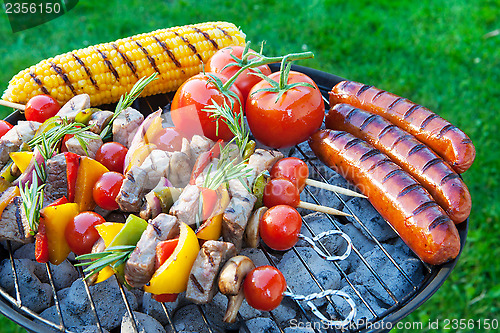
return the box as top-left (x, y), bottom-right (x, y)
top-left (0, 65), bottom-right (466, 333)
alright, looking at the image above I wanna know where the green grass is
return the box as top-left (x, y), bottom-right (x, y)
top-left (0, 0), bottom-right (499, 332)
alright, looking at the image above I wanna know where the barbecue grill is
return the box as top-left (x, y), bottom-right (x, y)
top-left (0, 65), bottom-right (468, 332)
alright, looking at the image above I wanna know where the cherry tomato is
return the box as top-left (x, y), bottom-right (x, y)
top-left (0, 120), bottom-right (13, 138)
top-left (95, 142), bottom-right (128, 173)
top-left (206, 46), bottom-right (272, 103)
top-left (25, 94), bottom-right (60, 123)
top-left (170, 72), bottom-right (243, 141)
top-left (65, 211), bottom-right (106, 255)
top-left (149, 127), bottom-right (183, 152)
top-left (93, 172), bottom-right (125, 211)
top-left (260, 205), bottom-right (302, 251)
top-left (243, 265), bottom-right (287, 311)
top-left (263, 178), bottom-right (300, 208)
top-left (246, 71), bottom-right (324, 148)
top-left (270, 157), bottom-right (309, 192)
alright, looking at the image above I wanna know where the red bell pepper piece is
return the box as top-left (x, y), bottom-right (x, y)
top-left (200, 187), bottom-right (218, 221)
top-left (189, 140), bottom-right (223, 184)
top-left (155, 238), bottom-right (180, 270)
top-left (152, 293), bottom-right (178, 303)
top-left (35, 218), bottom-right (49, 263)
top-left (64, 152), bottom-right (81, 202)
top-left (48, 196), bottom-right (69, 207)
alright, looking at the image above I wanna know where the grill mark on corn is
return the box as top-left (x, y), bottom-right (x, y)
top-left (95, 48), bottom-right (120, 81)
top-left (152, 36), bottom-right (182, 69)
top-left (173, 31), bottom-right (203, 62)
top-left (440, 173), bottom-right (460, 186)
top-left (388, 97), bottom-right (404, 110)
top-left (367, 158), bottom-right (392, 173)
top-left (412, 201), bottom-right (438, 216)
top-left (371, 90), bottom-right (386, 102)
top-left (356, 84), bottom-right (372, 97)
top-left (378, 124), bottom-right (398, 139)
top-left (420, 114), bottom-right (440, 130)
top-left (398, 184), bottom-right (421, 198)
top-left (404, 104), bottom-right (421, 120)
top-left (421, 158), bottom-right (442, 173)
top-left (360, 148), bottom-right (379, 162)
top-left (392, 134), bottom-right (414, 149)
top-left (437, 124), bottom-right (456, 138)
top-left (192, 26), bottom-right (219, 49)
top-left (111, 43), bottom-right (139, 78)
top-left (29, 72), bottom-right (49, 95)
top-left (344, 138), bottom-right (363, 150)
top-left (429, 215), bottom-right (450, 230)
top-left (130, 38), bottom-right (161, 74)
top-left (71, 53), bottom-right (99, 89)
top-left (359, 114), bottom-right (377, 130)
top-left (407, 144), bottom-right (426, 157)
top-left (49, 61), bottom-right (77, 95)
top-left (216, 25), bottom-right (232, 39)
top-left (382, 169), bottom-right (405, 183)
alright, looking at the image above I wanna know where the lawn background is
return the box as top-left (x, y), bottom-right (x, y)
top-left (0, 0), bottom-right (498, 332)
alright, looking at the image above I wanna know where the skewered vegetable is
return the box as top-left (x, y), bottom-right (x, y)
top-left (3, 22), bottom-right (246, 106)
top-left (24, 95), bottom-right (60, 122)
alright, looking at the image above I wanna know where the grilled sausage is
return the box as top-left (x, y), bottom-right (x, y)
top-left (309, 129), bottom-right (460, 265)
top-left (329, 81), bottom-right (475, 173)
top-left (326, 104), bottom-right (471, 223)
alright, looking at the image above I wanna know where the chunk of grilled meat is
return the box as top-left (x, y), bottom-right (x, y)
top-left (116, 166), bottom-right (148, 212)
top-left (247, 149), bottom-right (284, 176)
top-left (169, 185), bottom-right (201, 228)
top-left (0, 121), bottom-right (41, 169)
top-left (186, 240), bottom-right (237, 304)
top-left (0, 196), bottom-right (33, 243)
top-left (43, 154), bottom-right (68, 207)
top-left (88, 110), bottom-right (113, 134)
top-left (112, 107), bottom-right (144, 148)
top-left (125, 214), bottom-right (180, 288)
top-left (189, 135), bottom-right (215, 162)
top-left (64, 131), bottom-right (103, 159)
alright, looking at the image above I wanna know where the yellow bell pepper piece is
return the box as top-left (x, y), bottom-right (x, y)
top-left (0, 186), bottom-right (20, 218)
top-left (9, 152), bottom-right (34, 173)
top-left (144, 222), bottom-right (200, 294)
top-left (144, 115), bottom-right (163, 144)
top-left (94, 222), bottom-right (124, 283)
top-left (196, 186), bottom-right (230, 241)
top-left (126, 143), bottom-right (157, 173)
top-left (74, 156), bottom-right (109, 211)
top-left (41, 203), bottom-right (79, 265)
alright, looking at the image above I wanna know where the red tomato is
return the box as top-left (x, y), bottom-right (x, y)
top-left (93, 172), bottom-right (125, 211)
top-left (65, 211), bottom-right (106, 255)
top-left (0, 120), bottom-right (13, 138)
top-left (270, 157), bottom-right (309, 192)
top-left (243, 265), bottom-right (287, 311)
top-left (263, 178), bottom-right (300, 208)
top-left (149, 127), bottom-right (183, 152)
top-left (246, 71), bottom-right (324, 148)
top-left (206, 46), bottom-right (272, 103)
top-left (25, 94), bottom-right (60, 123)
top-left (95, 142), bottom-right (128, 173)
top-left (170, 73), bottom-right (243, 141)
top-left (260, 205), bottom-right (302, 251)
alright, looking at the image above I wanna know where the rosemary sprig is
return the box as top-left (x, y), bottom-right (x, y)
top-left (75, 245), bottom-right (136, 280)
top-left (203, 99), bottom-right (249, 155)
top-left (18, 173), bottom-right (45, 235)
top-left (100, 73), bottom-right (158, 139)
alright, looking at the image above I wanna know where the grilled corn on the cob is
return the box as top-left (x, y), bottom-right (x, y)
top-left (3, 21), bottom-right (246, 106)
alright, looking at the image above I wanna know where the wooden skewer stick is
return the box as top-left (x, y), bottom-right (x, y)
top-left (0, 100), bottom-right (25, 111)
top-left (305, 178), bottom-right (367, 199)
top-left (297, 201), bottom-right (351, 217)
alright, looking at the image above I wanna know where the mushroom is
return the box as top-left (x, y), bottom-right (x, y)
top-left (244, 207), bottom-right (267, 248)
top-left (218, 255), bottom-right (256, 323)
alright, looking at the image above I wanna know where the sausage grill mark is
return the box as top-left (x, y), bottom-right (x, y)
top-left (429, 215), bottom-right (450, 230)
top-left (404, 104), bottom-right (421, 120)
top-left (387, 97), bottom-right (404, 110)
top-left (339, 80), bottom-right (350, 90)
top-left (437, 124), bottom-right (456, 138)
top-left (440, 173), bottom-right (460, 186)
top-left (367, 158), bottom-right (392, 173)
top-left (378, 124), bottom-right (398, 139)
top-left (407, 144), bottom-right (427, 157)
top-left (461, 138), bottom-right (473, 144)
top-left (330, 131), bottom-right (349, 142)
top-left (382, 169), bottom-right (405, 183)
top-left (95, 48), bottom-right (121, 81)
top-left (359, 149), bottom-right (380, 163)
top-left (391, 134), bottom-right (414, 149)
top-left (29, 72), bottom-right (50, 95)
top-left (152, 36), bottom-right (182, 69)
top-left (398, 183), bottom-right (421, 198)
top-left (71, 53), bottom-right (100, 89)
top-left (371, 90), bottom-right (386, 102)
top-left (49, 61), bottom-right (77, 95)
top-left (111, 43), bottom-right (139, 78)
top-left (173, 31), bottom-right (203, 62)
top-left (421, 158), bottom-right (442, 173)
top-left (344, 138), bottom-right (363, 150)
top-left (420, 114), bottom-right (440, 130)
top-left (192, 26), bottom-right (219, 49)
top-left (344, 107), bottom-right (358, 122)
top-left (412, 201), bottom-right (438, 216)
top-left (359, 114), bottom-right (377, 130)
top-left (356, 84), bottom-right (372, 97)
top-left (130, 38), bottom-right (161, 74)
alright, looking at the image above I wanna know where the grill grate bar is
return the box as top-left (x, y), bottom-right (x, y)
top-left (196, 304), bottom-right (214, 333)
top-left (76, 267), bottom-right (105, 333)
top-left (45, 263), bottom-right (67, 330)
top-left (160, 302), bottom-right (178, 333)
top-left (116, 277), bottom-right (139, 333)
top-left (7, 242), bottom-right (21, 306)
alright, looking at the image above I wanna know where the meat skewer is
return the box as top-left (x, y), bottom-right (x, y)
top-left (0, 99), bottom-right (25, 110)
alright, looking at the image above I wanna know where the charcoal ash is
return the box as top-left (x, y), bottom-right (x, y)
top-left (40, 303), bottom-right (86, 327)
top-left (239, 247), bottom-right (278, 267)
top-left (67, 326), bottom-right (110, 333)
top-left (270, 296), bottom-right (298, 327)
top-left (12, 243), bottom-right (35, 260)
top-left (342, 197), bottom-right (397, 242)
top-left (173, 304), bottom-right (210, 333)
top-left (121, 311), bottom-right (166, 333)
top-left (241, 317), bottom-right (280, 333)
top-left (142, 292), bottom-right (187, 326)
